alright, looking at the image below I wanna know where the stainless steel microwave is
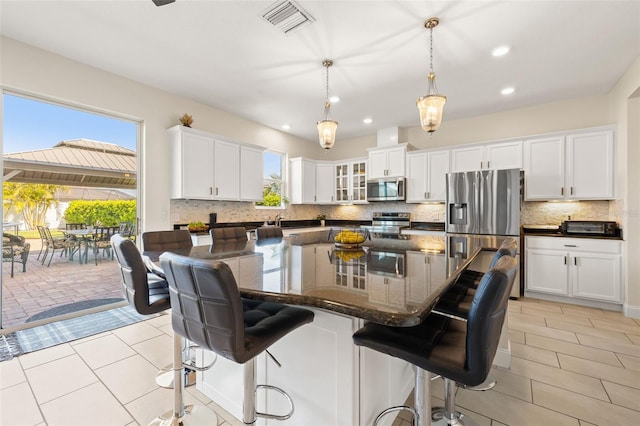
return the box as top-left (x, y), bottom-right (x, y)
top-left (367, 178), bottom-right (405, 201)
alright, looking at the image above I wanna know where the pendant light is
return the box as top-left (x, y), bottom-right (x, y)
top-left (416, 17), bottom-right (446, 133)
top-left (317, 59), bottom-right (338, 150)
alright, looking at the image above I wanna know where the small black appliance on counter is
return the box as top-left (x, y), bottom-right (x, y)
top-left (560, 220), bottom-right (619, 237)
top-left (209, 213), bottom-right (217, 225)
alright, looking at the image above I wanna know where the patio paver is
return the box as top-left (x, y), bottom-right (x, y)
top-left (1, 239), bottom-right (122, 329)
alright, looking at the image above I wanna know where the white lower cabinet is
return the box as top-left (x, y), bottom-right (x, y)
top-left (525, 236), bottom-right (622, 304)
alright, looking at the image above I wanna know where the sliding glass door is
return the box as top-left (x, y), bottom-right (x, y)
top-left (1, 91), bottom-right (139, 330)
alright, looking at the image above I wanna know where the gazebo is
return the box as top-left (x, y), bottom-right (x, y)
top-left (2, 139), bottom-right (136, 189)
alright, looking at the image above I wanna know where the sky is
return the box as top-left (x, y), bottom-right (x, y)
top-left (2, 93), bottom-right (137, 153)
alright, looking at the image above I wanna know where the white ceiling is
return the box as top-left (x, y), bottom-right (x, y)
top-left (2, 0), bottom-right (639, 144)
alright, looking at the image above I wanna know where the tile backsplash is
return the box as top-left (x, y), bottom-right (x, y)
top-left (520, 200), bottom-right (613, 226)
top-left (171, 199), bottom-right (616, 227)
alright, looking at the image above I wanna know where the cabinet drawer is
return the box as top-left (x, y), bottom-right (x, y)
top-left (525, 236), bottom-right (620, 254)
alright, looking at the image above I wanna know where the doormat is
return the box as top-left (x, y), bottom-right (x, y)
top-left (0, 305), bottom-right (160, 362)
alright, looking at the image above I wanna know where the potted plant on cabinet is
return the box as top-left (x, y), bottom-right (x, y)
top-left (316, 214), bottom-right (326, 227)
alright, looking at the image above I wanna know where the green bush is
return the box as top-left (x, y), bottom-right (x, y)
top-left (64, 200), bottom-right (136, 226)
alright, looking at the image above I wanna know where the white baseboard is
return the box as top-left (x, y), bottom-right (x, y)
top-left (623, 303), bottom-right (640, 319)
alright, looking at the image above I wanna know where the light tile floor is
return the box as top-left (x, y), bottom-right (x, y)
top-left (1, 298), bottom-right (639, 426)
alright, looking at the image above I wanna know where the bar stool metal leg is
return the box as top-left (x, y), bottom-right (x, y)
top-left (415, 367), bottom-right (431, 426)
top-left (149, 334), bottom-right (218, 426)
top-left (242, 356), bottom-right (295, 425)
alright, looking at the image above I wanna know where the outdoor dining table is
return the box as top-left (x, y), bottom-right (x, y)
top-left (65, 228), bottom-right (95, 264)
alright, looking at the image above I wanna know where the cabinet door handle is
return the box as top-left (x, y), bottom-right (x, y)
top-left (427, 191), bottom-right (431, 199)
top-left (571, 186), bottom-right (574, 195)
top-left (487, 161), bottom-right (490, 168)
top-left (314, 195), bottom-right (317, 202)
top-left (574, 257), bottom-right (577, 266)
top-left (215, 187), bottom-right (219, 196)
top-left (561, 187), bottom-right (564, 196)
top-left (564, 244), bottom-right (577, 247)
top-left (209, 187), bottom-right (213, 195)
top-left (480, 161), bottom-right (483, 169)
top-left (564, 256), bottom-right (567, 265)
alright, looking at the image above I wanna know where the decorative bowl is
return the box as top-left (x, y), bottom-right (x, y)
top-left (329, 227), bottom-right (369, 249)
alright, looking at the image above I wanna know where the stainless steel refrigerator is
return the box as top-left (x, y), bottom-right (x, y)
top-left (445, 168), bottom-right (522, 297)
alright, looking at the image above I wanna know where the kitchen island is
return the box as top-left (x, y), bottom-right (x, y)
top-left (144, 230), bottom-right (510, 425)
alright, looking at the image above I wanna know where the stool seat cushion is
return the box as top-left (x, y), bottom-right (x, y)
top-left (242, 299), bottom-right (314, 360)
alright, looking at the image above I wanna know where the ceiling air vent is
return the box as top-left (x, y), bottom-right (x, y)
top-left (261, 0), bottom-right (315, 35)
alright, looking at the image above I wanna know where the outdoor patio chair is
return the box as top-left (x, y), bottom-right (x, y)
top-left (64, 223), bottom-right (86, 261)
top-left (41, 226), bottom-right (71, 267)
top-left (2, 233), bottom-right (30, 277)
top-left (118, 222), bottom-right (136, 243)
top-left (87, 226), bottom-right (118, 265)
top-left (35, 225), bottom-right (47, 261)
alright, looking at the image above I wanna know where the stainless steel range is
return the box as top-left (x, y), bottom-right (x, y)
top-left (367, 212), bottom-right (411, 239)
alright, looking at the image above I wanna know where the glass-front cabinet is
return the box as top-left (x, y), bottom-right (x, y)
top-left (335, 158), bottom-right (367, 204)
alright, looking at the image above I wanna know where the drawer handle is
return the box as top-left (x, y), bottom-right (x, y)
top-left (564, 244), bottom-right (577, 247)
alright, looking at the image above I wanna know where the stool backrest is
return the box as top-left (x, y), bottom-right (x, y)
top-left (159, 252), bottom-right (245, 361)
top-left (111, 234), bottom-right (169, 315)
top-left (256, 226), bottom-right (283, 240)
top-left (211, 226), bottom-right (247, 243)
top-left (488, 238), bottom-right (518, 269)
top-left (142, 230), bottom-right (193, 251)
top-left (465, 255), bottom-right (517, 383)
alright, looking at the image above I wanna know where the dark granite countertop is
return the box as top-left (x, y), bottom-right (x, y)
top-left (144, 230), bottom-right (500, 327)
top-left (521, 228), bottom-right (623, 240)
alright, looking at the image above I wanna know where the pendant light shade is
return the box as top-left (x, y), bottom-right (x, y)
top-left (417, 17), bottom-right (446, 133)
top-left (317, 59), bottom-right (338, 150)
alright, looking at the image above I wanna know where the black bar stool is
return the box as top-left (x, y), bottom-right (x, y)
top-left (159, 252), bottom-right (315, 425)
top-left (353, 256), bottom-right (518, 426)
top-left (140, 230), bottom-right (198, 388)
top-left (434, 238), bottom-right (517, 319)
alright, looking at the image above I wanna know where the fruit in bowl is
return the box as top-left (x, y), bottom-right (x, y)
top-left (333, 229), bottom-right (366, 245)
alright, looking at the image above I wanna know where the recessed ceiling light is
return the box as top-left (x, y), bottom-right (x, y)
top-left (329, 96), bottom-right (340, 103)
top-left (363, 118), bottom-right (373, 124)
top-left (501, 87), bottom-right (515, 95)
top-left (281, 124), bottom-right (290, 130)
top-left (491, 45), bottom-right (511, 57)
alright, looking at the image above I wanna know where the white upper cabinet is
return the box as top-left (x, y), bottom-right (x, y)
top-left (334, 158), bottom-right (367, 204)
top-left (169, 126), bottom-right (215, 199)
top-left (450, 141), bottom-right (522, 172)
top-left (289, 158), bottom-right (317, 204)
top-left (406, 149), bottom-right (450, 203)
top-left (168, 125), bottom-right (264, 201)
top-left (367, 144), bottom-right (407, 178)
top-left (290, 158), bottom-right (335, 204)
top-left (524, 128), bottom-right (614, 200)
top-left (315, 161), bottom-right (335, 204)
top-left (523, 136), bottom-right (565, 200)
top-left (213, 140), bottom-right (240, 200)
top-left (566, 130), bottom-right (615, 200)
